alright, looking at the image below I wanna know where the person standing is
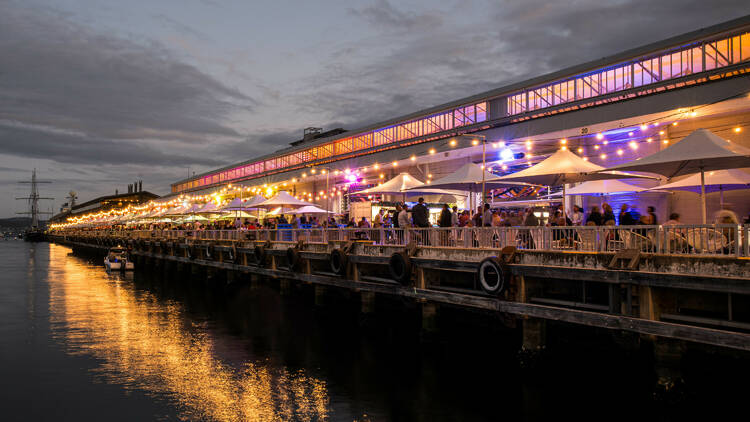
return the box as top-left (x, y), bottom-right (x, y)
top-left (482, 203), bottom-right (493, 227)
top-left (393, 205), bottom-right (402, 228)
top-left (398, 204), bottom-right (411, 228)
top-left (374, 208), bottom-right (384, 228)
top-left (451, 206), bottom-right (459, 226)
top-left (438, 204), bottom-right (452, 227)
top-left (602, 203), bottom-right (616, 224)
top-left (412, 197), bottom-right (429, 228)
top-left (571, 205), bottom-right (584, 226)
top-left (618, 204), bottom-right (635, 226)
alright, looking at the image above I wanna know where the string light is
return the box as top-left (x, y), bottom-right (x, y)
top-left (646, 138), bottom-right (653, 143)
top-left (472, 139), bottom-right (479, 146)
top-left (577, 147), bottom-right (583, 153)
top-left (392, 161), bottom-right (398, 167)
top-left (449, 139), bottom-right (457, 147)
top-left (410, 155), bottom-right (416, 161)
top-left (617, 149), bottom-right (624, 156)
top-left (373, 163), bottom-right (379, 170)
top-left (600, 153), bottom-right (607, 159)
top-left (596, 133), bottom-right (604, 140)
top-left (629, 141), bottom-right (638, 150)
top-left (734, 127), bottom-right (742, 133)
top-left (560, 138), bottom-right (567, 145)
top-left (640, 124), bottom-right (648, 130)
top-left (428, 148), bottom-right (436, 154)
top-left (310, 168), bottom-right (316, 174)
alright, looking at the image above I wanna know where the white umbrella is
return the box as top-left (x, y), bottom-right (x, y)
top-left (646, 168), bottom-right (750, 206)
top-left (604, 128), bottom-right (750, 223)
top-left (358, 172), bottom-right (425, 195)
top-left (243, 194), bottom-right (267, 208)
top-left (567, 179), bottom-right (652, 196)
top-left (293, 205), bottom-right (336, 214)
top-left (195, 202), bottom-right (223, 214)
top-left (257, 191), bottom-right (314, 208)
top-left (490, 149), bottom-right (652, 215)
top-left (415, 162), bottom-right (531, 191)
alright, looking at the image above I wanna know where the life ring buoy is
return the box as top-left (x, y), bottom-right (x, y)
top-left (286, 247), bottom-right (300, 270)
top-left (388, 252), bottom-right (412, 285)
top-left (254, 245), bottom-right (266, 265)
top-left (477, 257), bottom-right (507, 295)
top-left (329, 248), bottom-right (347, 275)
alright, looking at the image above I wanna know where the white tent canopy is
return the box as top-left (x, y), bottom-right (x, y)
top-left (221, 197), bottom-right (246, 211)
top-left (604, 128), bottom-right (750, 222)
top-left (358, 172), bottom-right (424, 195)
top-left (489, 149), bottom-right (652, 215)
top-left (195, 202), bottom-right (223, 214)
top-left (413, 162), bottom-right (531, 191)
top-left (646, 168), bottom-right (750, 206)
top-left (647, 168), bottom-right (750, 192)
top-left (567, 179), bottom-right (652, 196)
top-left (257, 191), bottom-right (314, 208)
top-left (244, 194), bottom-right (267, 208)
top-left (293, 205), bottom-right (336, 214)
top-left (490, 149), bottom-right (649, 186)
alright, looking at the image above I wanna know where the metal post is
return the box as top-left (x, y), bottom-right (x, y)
top-left (700, 167), bottom-right (707, 224)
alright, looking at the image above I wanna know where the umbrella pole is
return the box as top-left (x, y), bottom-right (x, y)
top-left (700, 167), bottom-right (707, 224)
top-left (562, 184), bottom-right (566, 219)
top-left (720, 185), bottom-right (724, 208)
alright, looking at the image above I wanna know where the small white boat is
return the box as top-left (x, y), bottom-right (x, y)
top-left (104, 246), bottom-right (134, 271)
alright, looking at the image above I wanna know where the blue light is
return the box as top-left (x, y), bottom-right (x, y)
top-left (500, 148), bottom-right (514, 161)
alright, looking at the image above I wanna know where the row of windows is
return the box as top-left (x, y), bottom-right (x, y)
top-left (507, 32), bottom-right (750, 115)
top-left (173, 102), bottom-right (487, 193)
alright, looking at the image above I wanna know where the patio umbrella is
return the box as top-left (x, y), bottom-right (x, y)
top-left (195, 202), bottom-right (223, 214)
top-left (257, 191), bottom-right (314, 208)
top-left (489, 149), bottom-right (652, 215)
top-left (358, 172), bottom-right (425, 197)
top-left (646, 168), bottom-right (750, 207)
top-left (603, 128), bottom-right (750, 223)
top-left (293, 205), bottom-right (336, 214)
top-left (566, 179), bottom-right (653, 196)
top-left (408, 162), bottom-right (534, 212)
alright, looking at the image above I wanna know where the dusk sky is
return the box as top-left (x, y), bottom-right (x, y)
top-left (2, 0), bottom-right (749, 217)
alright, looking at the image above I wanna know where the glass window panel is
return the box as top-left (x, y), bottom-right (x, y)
top-left (692, 46), bottom-right (703, 73)
top-left (732, 36), bottom-right (741, 64)
top-left (742, 33), bottom-right (750, 61)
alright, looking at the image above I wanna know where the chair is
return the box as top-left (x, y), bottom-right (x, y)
top-left (619, 229), bottom-right (653, 252)
top-left (685, 228), bottom-right (728, 254)
top-left (575, 228), bottom-right (598, 251)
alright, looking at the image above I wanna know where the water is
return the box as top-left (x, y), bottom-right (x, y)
top-left (0, 241), bottom-right (746, 421)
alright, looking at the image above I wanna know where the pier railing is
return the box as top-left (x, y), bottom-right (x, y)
top-left (56, 224), bottom-right (750, 257)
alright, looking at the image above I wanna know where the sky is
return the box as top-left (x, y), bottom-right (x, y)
top-left (2, 0), bottom-right (749, 217)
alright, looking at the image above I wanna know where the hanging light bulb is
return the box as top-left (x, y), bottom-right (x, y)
top-left (596, 133), bottom-right (604, 140)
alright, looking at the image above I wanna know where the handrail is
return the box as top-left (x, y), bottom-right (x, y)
top-left (50, 224), bottom-right (750, 257)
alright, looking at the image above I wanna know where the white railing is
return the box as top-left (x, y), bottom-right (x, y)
top-left (53, 224), bottom-right (750, 257)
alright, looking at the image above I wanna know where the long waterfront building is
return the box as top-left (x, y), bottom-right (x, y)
top-left (170, 15), bottom-right (750, 224)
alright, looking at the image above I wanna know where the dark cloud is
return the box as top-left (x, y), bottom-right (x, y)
top-left (347, 0), bottom-right (444, 32)
top-left (300, 0), bottom-right (750, 129)
top-left (0, 1), bottom-right (253, 144)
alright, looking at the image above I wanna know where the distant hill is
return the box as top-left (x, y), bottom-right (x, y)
top-left (0, 217), bottom-right (47, 229)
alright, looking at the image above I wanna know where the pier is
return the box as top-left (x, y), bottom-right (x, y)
top-left (50, 225), bottom-right (750, 387)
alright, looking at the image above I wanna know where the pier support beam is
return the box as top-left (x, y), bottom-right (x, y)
top-left (519, 318), bottom-right (547, 368)
top-left (421, 302), bottom-right (438, 333)
top-left (314, 285), bottom-right (327, 306)
top-left (653, 338), bottom-right (686, 400)
top-left (361, 291), bottom-right (376, 314)
top-left (279, 279), bottom-right (292, 295)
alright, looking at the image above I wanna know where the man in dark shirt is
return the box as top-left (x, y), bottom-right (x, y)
top-left (412, 197), bottom-right (430, 228)
top-left (618, 204), bottom-right (635, 225)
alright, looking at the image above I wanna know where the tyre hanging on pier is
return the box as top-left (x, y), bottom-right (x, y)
top-left (286, 247), bottom-right (300, 270)
top-left (477, 257), bottom-right (507, 295)
top-left (329, 248), bottom-right (347, 275)
top-left (388, 252), bottom-right (412, 285)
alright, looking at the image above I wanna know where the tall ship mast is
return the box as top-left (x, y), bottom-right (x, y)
top-left (16, 169), bottom-right (53, 242)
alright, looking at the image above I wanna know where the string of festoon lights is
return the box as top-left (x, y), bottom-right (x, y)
top-left (51, 105), bottom-right (746, 230)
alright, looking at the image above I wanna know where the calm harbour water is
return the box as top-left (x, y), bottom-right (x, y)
top-left (0, 241), bottom-right (746, 421)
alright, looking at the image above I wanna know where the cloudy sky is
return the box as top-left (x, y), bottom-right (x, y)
top-left (2, 0), bottom-right (749, 217)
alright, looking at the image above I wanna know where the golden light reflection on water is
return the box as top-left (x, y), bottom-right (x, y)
top-left (47, 244), bottom-right (329, 421)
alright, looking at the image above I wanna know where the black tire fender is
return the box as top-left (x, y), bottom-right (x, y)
top-left (477, 257), bottom-right (507, 295)
top-left (330, 248), bottom-right (347, 275)
top-left (389, 252), bottom-right (412, 285)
